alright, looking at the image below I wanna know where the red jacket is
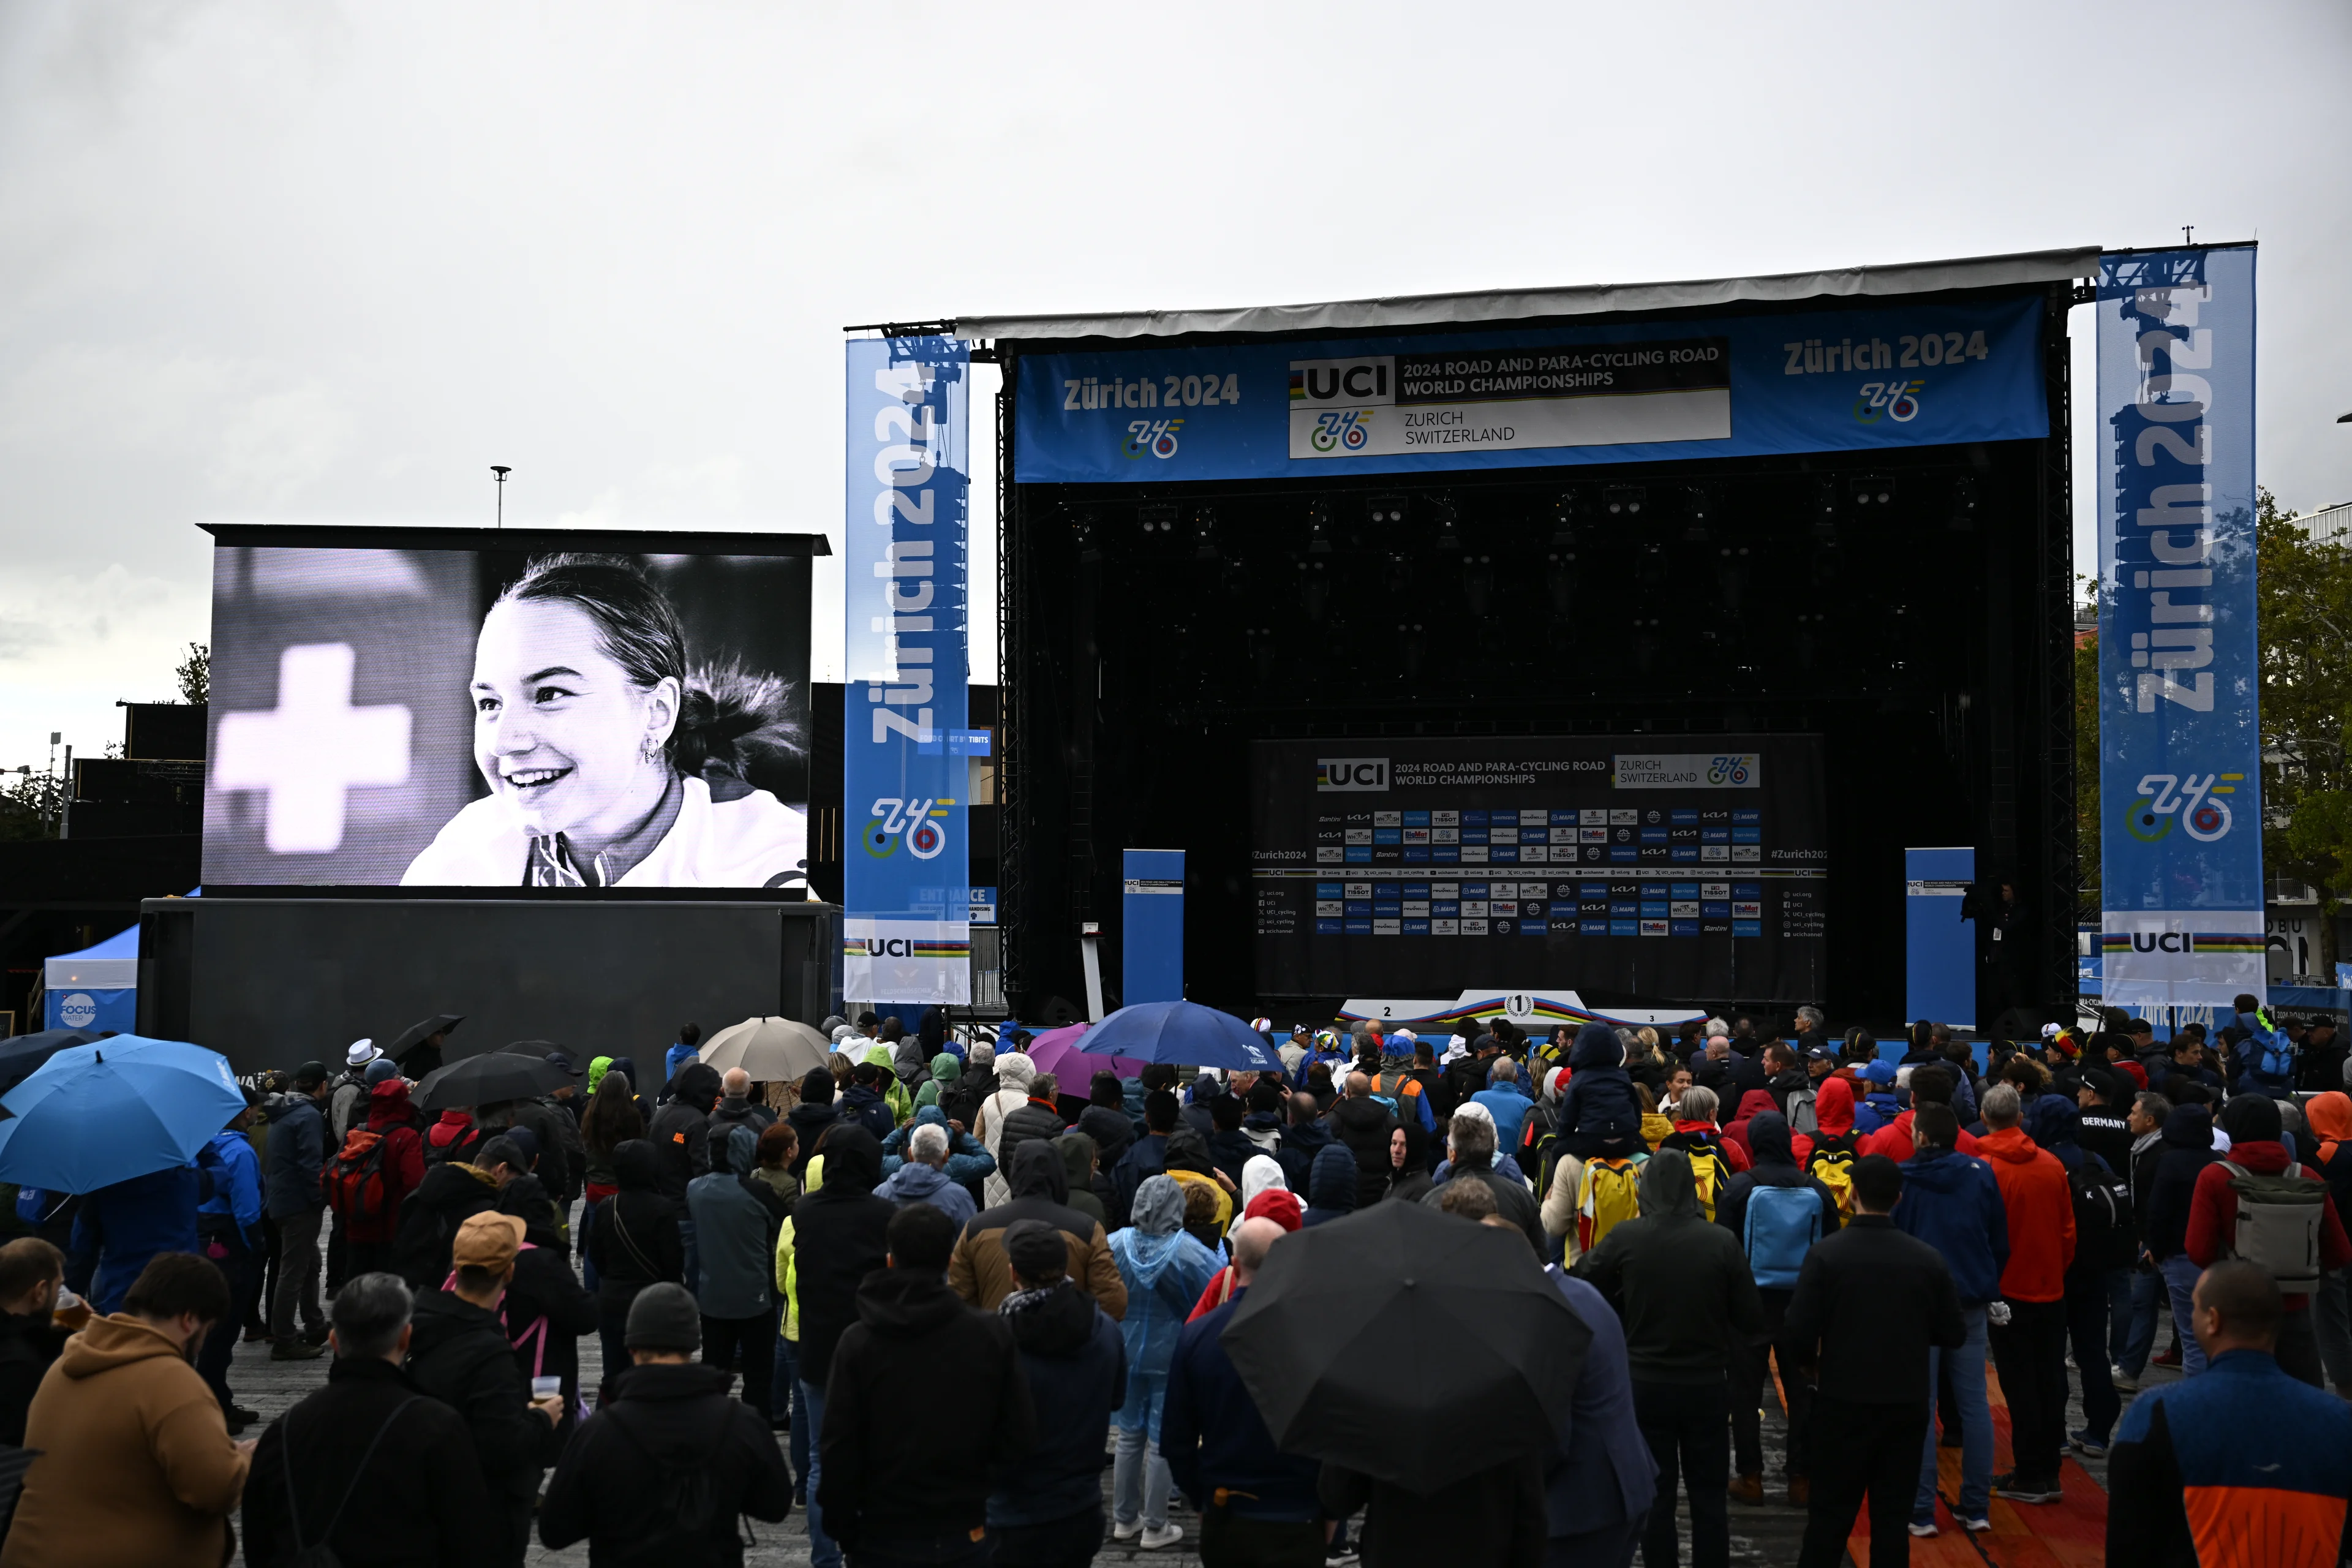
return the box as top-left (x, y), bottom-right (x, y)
top-left (1672, 1121), bottom-right (1751, 1172)
top-left (2184, 1140), bottom-right (2352, 1308)
top-left (1977, 1126), bottom-right (2076, 1302)
top-left (1860, 1110), bottom-right (1982, 1164)
top-left (342, 1081), bottom-right (428, 1243)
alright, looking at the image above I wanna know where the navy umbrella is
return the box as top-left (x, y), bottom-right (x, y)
top-left (0, 1028), bottom-right (100, 1095)
top-left (1085, 1000), bottom-right (1283, 1072)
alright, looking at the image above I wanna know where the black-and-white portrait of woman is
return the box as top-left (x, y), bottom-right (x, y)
top-left (403, 553), bottom-right (808, 889)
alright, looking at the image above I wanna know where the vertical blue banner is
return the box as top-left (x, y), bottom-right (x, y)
top-left (1122, 849), bottom-right (1185, 1006)
top-left (842, 336), bottom-right (971, 1003)
top-left (2097, 246), bottom-right (2264, 1009)
top-left (1905, 846), bottom-right (1976, 1031)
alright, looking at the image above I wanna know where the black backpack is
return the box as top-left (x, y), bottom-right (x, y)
top-left (2067, 1157), bottom-right (2137, 1272)
top-left (282, 1398), bottom-right (418, 1568)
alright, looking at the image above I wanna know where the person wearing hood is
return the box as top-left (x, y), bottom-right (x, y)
top-left (820, 1204), bottom-right (1034, 1564)
top-left (263, 1061), bottom-right (333, 1360)
top-left (1803, 1076), bottom-right (1863, 1202)
top-left (951, 1139), bottom-right (1128, 1319)
top-left (1188, 1189), bottom-right (1304, 1324)
top-left (391, 1134), bottom-right (502, 1295)
top-left (539, 1281), bottom-right (792, 1566)
top-left (688, 1125), bottom-right (782, 1420)
top-left (2144, 1101), bottom-right (2223, 1376)
top-left (913, 1051), bottom-right (962, 1114)
top-left (943, 1042), bottom-right (999, 1133)
top-left (1714, 1109), bottom-right (1842, 1509)
top-left (1111, 1091), bottom-right (1180, 1232)
top-left (1161, 1126), bottom-right (1237, 1237)
top-left (1783, 1155), bottom-right (1967, 1565)
top-left (1304, 1142), bottom-right (1360, 1227)
top-left (1972, 1084), bottom-right (2075, 1506)
top-left (338, 1077), bottom-right (428, 1283)
top-left (788, 1123), bottom-right (894, 1568)
top-left (661, 1025), bottom-right (703, 1102)
top-left (875, 1120), bottom-right (981, 1232)
top-left (785, 1068), bottom-right (842, 1179)
top-left (858, 1042), bottom-right (916, 1126)
top-left (646, 1061), bottom-right (720, 1200)
top-left (1203, 1093), bottom-right (1262, 1191)
top-left (1180, 1071), bottom-right (1223, 1140)
top-left (1553, 1023), bottom-right (1645, 1159)
top-left (2184, 1091), bottom-right (2352, 1389)
top-left (1890, 1103), bottom-right (2007, 1534)
top-left (1383, 1120), bottom-right (1434, 1206)
top-left (1106, 1176), bottom-right (1221, 1551)
top-left (1058, 1132), bottom-right (1110, 1228)
top-left (584, 1139), bottom-right (685, 1378)
top-left (405, 1213), bottom-right (565, 1566)
top-left (976, 1052), bottom-right (1041, 1208)
top-left (1719, 1088), bottom-right (1779, 1166)
top-left (988, 1219), bottom-right (1125, 1566)
top-left (1, 1253), bottom-right (247, 1568)
top-left (1572, 1150), bottom-right (1762, 1568)
top-left (1329, 1071), bottom-right (1401, 1209)
top-left (68, 1161), bottom-right (203, 1326)
top-left (2024, 1095), bottom-right (2134, 1457)
top-left (1072, 1071), bottom-right (1134, 1174)
top-left (193, 1106), bottom-right (265, 1431)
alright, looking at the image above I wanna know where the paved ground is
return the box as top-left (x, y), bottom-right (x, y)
top-left (224, 1210), bottom-right (2152, 1566)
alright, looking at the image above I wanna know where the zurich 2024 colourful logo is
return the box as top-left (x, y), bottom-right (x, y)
top-left (2125, 772), bottom-right (2242, 843)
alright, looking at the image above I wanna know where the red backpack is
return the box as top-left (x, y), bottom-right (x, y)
top-left (325, 1129), bottom-right (391, 1218)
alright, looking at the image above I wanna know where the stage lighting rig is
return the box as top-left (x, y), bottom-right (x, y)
top-left (1683, 486), bottom-right (1716, 545)
top-left (1604, 486), bottom-right (1646, 518)
top-left (1811, 480), bottom-right (1841, 541)
top-left (1193, 506), bottom-right (1220, 560)
top-left (1366, 493), bottom-right (1409, 526)
top-left (1950, 476), bottom-right (1980, 532)
top-left (1551, 491), bottom-right (1582, 549)
top-left (1849, 475), bottom-right (1894, 508)
top-left (1433, 496), bottom-right (1461, 554)
top-left (1072, 511), bottom-right (1102, 563)
top-left (1307, 497), bottom-right (1335, 555)
top-left (1139, 503), bottom-right (1178, 535)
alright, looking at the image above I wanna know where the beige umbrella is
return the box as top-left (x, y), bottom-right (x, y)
top-left (696, 1017), bottom-right (830, 1082)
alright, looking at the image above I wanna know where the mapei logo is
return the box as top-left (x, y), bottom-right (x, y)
top-left (1853, 380), bottom-right (1924, 424)
top-left (2125, 772), bottom-right (2242, 844)
top-left (1706, 755), bottom-right (1757, 786)
top-left (1316, 758), bottom-right (1389, 793)
top-left (1122, 419), bottom-right (1183, 460)
top-left (861, 796), bottom-right (952, 860)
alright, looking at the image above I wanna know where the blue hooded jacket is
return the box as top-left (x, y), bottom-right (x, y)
top-left (1302, 1144), bottom-right (1359, 1228)
top-left (1553, 1025), bottom-right (1643, 1156)
top-left (1893, 1145), bottom-right (2010, 1305)
top-left (67, 1164), bottom-right (202, 1316)
top-left (197, 1128), bottom-right (263, 1252)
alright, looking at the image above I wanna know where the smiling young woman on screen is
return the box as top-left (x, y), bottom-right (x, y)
top-left (401, 553), bottom-right (809, 891)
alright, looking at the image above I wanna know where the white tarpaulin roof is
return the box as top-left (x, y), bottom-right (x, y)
top-left (954, 246), bottom-right (2099, 344)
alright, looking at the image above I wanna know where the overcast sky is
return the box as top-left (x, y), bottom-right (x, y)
top-left (1, 1), bottom-right (2345, 773)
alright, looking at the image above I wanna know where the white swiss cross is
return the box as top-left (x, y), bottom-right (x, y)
top-left (213, 643), bottom-right (413, 853)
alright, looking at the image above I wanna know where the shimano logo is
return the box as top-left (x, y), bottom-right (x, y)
top-left (1317, 758), bottom-right (1389, 793)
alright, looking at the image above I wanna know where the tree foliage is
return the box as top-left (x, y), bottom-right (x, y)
top-left (2256, 488), bottom-right (2352, 916)
top-left (175, 642), bottom-right (209, 706)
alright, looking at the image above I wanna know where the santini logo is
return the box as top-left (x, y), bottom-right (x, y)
top-left (1317, 758), bottom-right (1389, 793)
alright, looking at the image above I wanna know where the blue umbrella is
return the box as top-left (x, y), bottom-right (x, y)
top-left (0, 1035), bottom-right (245, 1194)
top-left (1085, 1000), bottom-right (1283, 1072)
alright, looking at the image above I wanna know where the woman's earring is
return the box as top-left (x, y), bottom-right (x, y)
top-left (641, 736), bottom-right (664, 764)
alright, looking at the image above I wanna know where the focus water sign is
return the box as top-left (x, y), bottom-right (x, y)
top-left (843, 336), bottom-right (971, 1003)
top-left (2095, 246), bottom-right (2264, 1009)
top-left (1013, 298), bottom-right (2046, 483)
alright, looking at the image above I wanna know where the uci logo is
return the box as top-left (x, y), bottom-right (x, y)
top-left (1316, 758), bottom-right (1389, 793)
top-left (1289, 359), bottom-right (1393, 406)
top-left (862, 797), bottom-right (951, 860)
top-left (863, 937), bottom-right (921, 958)
top-left (2125, 772), bottom-right (2242, 844)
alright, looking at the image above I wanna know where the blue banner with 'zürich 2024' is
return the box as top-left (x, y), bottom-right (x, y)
top-left (843, 336), bottom-right (972, 1004)
top-left (1011, 296), bottom-right (2049, 483)
top-left (2096, 246), bottom-right (2264, 1009)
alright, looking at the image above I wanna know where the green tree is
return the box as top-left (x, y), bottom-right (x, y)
top-left (2258, 488), bottom-right (2352, 961)
top-left (2076, 619), bottom-right (2100, 919)
top-left (175, 642), bottom-right (209, 706)
top-left (0, 767), bottom-right (65, 842)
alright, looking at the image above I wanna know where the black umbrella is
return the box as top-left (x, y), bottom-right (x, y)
top-left (413, 1051), bottom-right (569, 1112)
top-left (386, 1013), bottom-right (464, 1057)
top-left (1220, 1198), bottom-right (1591, 1492)
top-left (0, 1030), bottom-right (100, 1095)
top-left (500, 1040), bottom-right (581, 1076)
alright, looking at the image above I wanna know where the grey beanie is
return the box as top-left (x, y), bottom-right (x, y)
top-left (624, 1282), bottom-right (701, 1353)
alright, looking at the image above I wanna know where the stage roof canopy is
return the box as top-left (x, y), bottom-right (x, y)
top-left (954, 246), bottom-right (2099, 344)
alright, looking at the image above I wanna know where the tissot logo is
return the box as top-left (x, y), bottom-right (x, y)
top-left (1316, 758), bottom-right (1389, 793)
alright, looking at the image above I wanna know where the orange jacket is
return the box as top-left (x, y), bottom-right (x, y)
top-left (1976, 1126), bottom-right (2075, 1302)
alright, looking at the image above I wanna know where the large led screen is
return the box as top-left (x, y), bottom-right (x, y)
top-left (1251, 735), bottom-right (1828, 1002)
top-left (202, 535), bottom-right (813, 892)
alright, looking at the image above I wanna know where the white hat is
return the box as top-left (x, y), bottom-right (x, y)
top-left (345, 1039), bottom-right (380, 1068)
top-left (2040, 1022), bottom-right (2063, 1041)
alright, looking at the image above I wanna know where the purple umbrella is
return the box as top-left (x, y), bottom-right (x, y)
top-left (1027, 1023), bottom-right (1144, 1082)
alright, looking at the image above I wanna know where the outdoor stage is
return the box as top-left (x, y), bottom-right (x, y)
top-left (966, 250), bottom-right (2093, 1030)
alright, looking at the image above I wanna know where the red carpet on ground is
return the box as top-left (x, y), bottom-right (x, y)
top-left (1838, 1366), bottom-right (2107, 1567)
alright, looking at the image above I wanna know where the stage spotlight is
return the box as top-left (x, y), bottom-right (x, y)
top-left (1683, 486), bottom-right (1714, 544)
top-left (1140, 503), bottom-right (1178, 535)
top-left (1950, 476), bottom-right (1980, 532)
top-left (1433, 495), bottom-right (1461, 554)
top-left (1193, 507), bottom-right (1220, 560)
top-left (1367, 492), bottom-right (1409, 526)
top-left (1604, 486), bottom-right (1646, 517)
top-left (1849, 475), bottom-right (1894, 508)
top-left (1812, 481), bottom-right (1840, 540)
top-left (1551, 491), bottom-right (1582, 549)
